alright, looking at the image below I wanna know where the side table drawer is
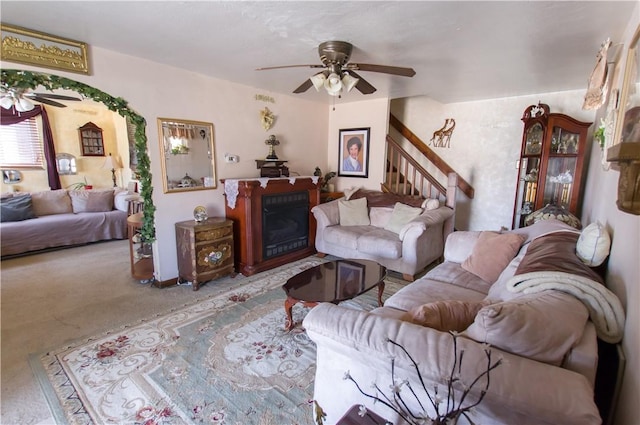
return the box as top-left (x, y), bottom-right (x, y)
top-left (195, 225), bottom-right (233, 242)
top-left (196, 237), bottom-right (233, 273)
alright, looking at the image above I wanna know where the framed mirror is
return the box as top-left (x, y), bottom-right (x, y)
top-left (2, 169), bottom-right (22, 183)
top-left (157, 118), bottom-right (217, 193)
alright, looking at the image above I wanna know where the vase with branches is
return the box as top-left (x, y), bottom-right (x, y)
top-left (341, 332), bottom-right (502, 425)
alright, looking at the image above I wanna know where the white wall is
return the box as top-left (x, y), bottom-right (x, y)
top-left (327, 98), bottom-right (391, 192)
top-left (2, 47), bottom-right (329, 281)
top-left (391, 92), bottom-right (594, 231)
top-left (580, 6), bottom-right (640, 424)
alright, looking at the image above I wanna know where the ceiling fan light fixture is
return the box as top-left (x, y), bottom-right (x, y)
top-left (15, 97), bottom-right (35, 112)
top-left (310, 73), bottom-right (326, 91)
top-left (0, 96), bottom-right (14, 110)
top-left (324, 72), bottom-right (343, 95)
top-left (341, 73), bottom-right (359, 92)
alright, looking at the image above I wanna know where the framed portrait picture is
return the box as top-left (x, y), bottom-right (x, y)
top-left (338, 127), bottom-right (370, 178)
top-left (335, 260), bottom-right (366, 299)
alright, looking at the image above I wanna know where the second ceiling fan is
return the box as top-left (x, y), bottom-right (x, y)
top-left (256, 40), bottom-right (416, 96)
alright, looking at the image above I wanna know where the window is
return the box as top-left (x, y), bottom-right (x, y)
top-left (0, 117), bottom-right (43, 168)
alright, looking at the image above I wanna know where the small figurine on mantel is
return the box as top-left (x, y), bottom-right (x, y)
top-left (265, 134), bottom-right (280, 160)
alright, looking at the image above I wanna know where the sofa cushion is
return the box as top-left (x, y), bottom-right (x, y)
top-left (464, 291), bottom-right (589, 365)
top-left (338, 197), bottom-right (370, 226)
top-left (324, 225), bottom-right (370, 250)
top-left (426, 261), bottom-right (493, 294)
top-left (0, 194), bottom-right (36, 222)
top-left (348, 188), bottom-right (424, 208)
top-left (400, 300), bottom-right (489, 331)
top-left (461, 231), bottom-right (526, 283)
top-left (421, 198), bottom-right (441, 210)
top-left (69, 189), bottom-right (114, 213)
top-left (576, 221), bottom-right (610, 267)
top-left (385, 277), bottom-right (487, 311)
top-left (369, 206), bottom-right (393, 228)
top-left (357, 228), bottom-right (402, 259)
top-left (31, 189), bottom-right (73, 216)
top-left (384, 202), bottom-right (423, 234)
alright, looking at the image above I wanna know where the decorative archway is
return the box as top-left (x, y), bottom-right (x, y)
top-left (1, 69), bottom-right (155, 241)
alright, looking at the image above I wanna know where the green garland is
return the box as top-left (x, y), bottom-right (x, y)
top-left (1, 69), bottom-right (155, 241)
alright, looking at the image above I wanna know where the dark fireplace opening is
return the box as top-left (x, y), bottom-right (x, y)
top-left (262, 191), bottom-right (309, 260)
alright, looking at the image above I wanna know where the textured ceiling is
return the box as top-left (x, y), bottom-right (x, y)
top-left (0, 1), bottom-right (635, 104)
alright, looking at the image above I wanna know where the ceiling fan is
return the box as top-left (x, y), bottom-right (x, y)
top-left (256, 40), bottom-right (416, 96)
top-left (0, 85), bottom-right (81, 112)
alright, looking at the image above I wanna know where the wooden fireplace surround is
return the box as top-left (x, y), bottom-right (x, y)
top-left (221, 177), bottom-right (320, 276)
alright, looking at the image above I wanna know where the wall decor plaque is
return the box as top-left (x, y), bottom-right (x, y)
top-left (0, 24), bottom-right (90, 74)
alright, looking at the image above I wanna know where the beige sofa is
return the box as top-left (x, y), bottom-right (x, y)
top-left (1, 188), bottom-right (133, 257)
top-left (312, 190), bottom-right (455, 281)
top-left (304, 219), bottom-right (624, 425)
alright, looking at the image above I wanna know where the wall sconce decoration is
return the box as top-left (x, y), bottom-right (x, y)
top-left (607, 26), bottom-right (640, 215)
top-left (260, 107), bottom-right (275, 131)
top-left (429, 118), bottom-right (456, 148)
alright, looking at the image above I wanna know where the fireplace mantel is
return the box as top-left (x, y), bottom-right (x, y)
top-left (221, 177), bottom-right (321, 276)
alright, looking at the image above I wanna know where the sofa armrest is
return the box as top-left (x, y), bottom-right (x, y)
top-left (303, 303), bottom-right (600, 425)
top-left (311, 200), bottom-right (340, 228)
top-left (443, 230), bottom-right (482, 263)
top-left (398, 206), bottom-right (454, 241)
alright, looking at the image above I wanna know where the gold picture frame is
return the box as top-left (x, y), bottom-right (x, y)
top-left (0, 24), bottom-right (89, 74)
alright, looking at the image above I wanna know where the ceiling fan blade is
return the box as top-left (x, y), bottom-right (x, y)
top-left (348, 71), bottom-right (377, 95)
top-left (31, 96), bottom-right (67, 108)
top-left (347, 63), bottom-right (416, 77)
top-left (293, 79), bottom-right (313, 94)
top-left (256, 64), bottom-right (324, 71)
top-left (30, 93), bottom-right (81, 101)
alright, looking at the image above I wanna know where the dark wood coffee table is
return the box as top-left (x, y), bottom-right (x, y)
top-left (282, 259), bottom-right (386, 331)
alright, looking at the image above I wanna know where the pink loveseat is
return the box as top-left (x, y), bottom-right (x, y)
top-left (304, 219), bottom-right (623, 425)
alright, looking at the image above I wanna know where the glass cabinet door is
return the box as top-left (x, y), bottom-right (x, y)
top-left (542, 126), bottom-right (580, 208)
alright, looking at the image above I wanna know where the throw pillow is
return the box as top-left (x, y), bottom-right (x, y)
top-left (461, 231), bottom-right (526, 283)
top-left (401, 300), bottom-right (489, 332)
top-left (421, 198), bottom-right (440, 211)
top-left (576, 221), bottom-right (611, 267)
top-left (0, 194), bottom-right (36, 222)
top-left (384, 202), bottom-right (423, 234)
top-left (463, 291), bottom-right (589, 365)
top-left (369, 206), bottom-right (394, 228)
top-left (343, 187), bottom-right (361, 200)
top-left (338, 197), bottom-right (370, 226)
top-left (31, 189), bottom-right (73, 216)
top-left (69, 189), bottom-right (114, 213)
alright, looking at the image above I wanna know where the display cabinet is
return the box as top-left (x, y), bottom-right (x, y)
top-left (175, 217), bottom-right (234, 291)
top-left (512, 103), bottom-right (592, 228)
top-left (78, 121), bottom-right (105, 156)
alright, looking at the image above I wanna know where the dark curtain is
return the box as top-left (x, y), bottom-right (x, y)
top-left (0, 105), bottom-right (61, 190)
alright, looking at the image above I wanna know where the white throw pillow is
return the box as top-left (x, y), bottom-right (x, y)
top-left (421, 198), bottom-right (440, 210)
top-left (338, 197), bottom-right (370, 226)
top-left (384, 202), bottom-right (423, 234)
top-left (576, 221), bottom-right (611, 267)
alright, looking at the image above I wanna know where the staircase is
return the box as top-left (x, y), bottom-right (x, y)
top-left (384, 114), bottom-right (475, 202)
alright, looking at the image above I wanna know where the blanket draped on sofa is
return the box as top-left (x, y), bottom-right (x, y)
top-left (507, 232), bottom-right (625, 343)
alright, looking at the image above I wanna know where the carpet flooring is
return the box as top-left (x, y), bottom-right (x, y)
top-left (1, 241), bottom-right (407, 425)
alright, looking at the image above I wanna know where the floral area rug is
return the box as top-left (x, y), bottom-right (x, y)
top-left (32, 257), bottom-right (406, 425)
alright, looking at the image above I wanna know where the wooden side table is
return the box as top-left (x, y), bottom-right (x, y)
top-left (320, 191), bottom-right (344, 203)
top-left (175, 218), bottom-right (235, 290)
top-left (127, 212), bottom-right (154, 282)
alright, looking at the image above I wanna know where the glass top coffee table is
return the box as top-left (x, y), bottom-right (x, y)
top-left (282, 259), bottom-right (387, 331)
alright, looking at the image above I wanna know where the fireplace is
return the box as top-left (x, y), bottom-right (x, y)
top-left (222, 177), bottom-right (320, 276)
top-left (262, 191), bottom-right (309, 260)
